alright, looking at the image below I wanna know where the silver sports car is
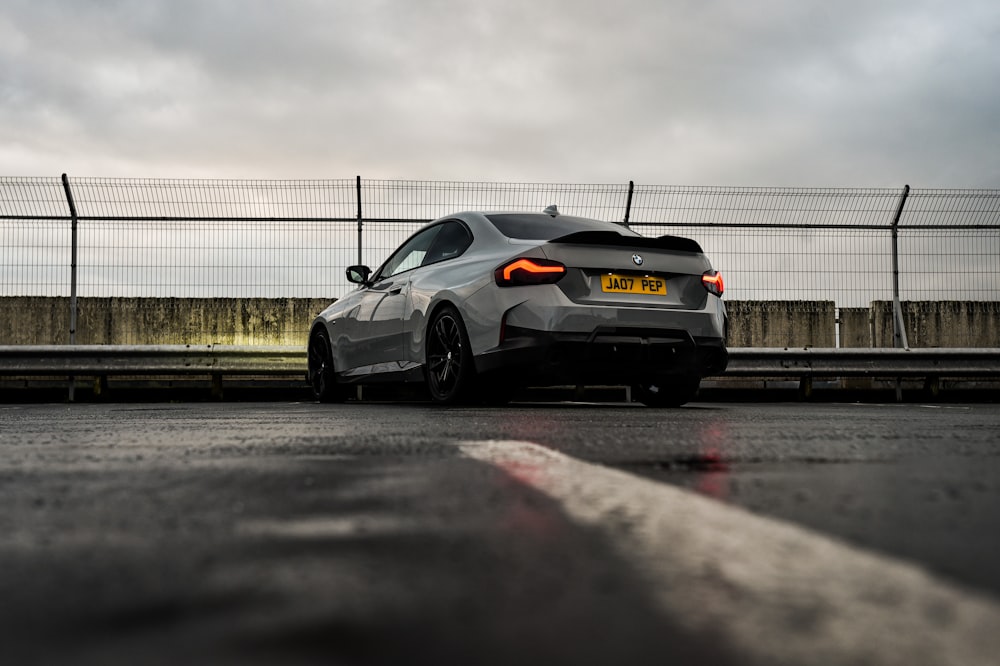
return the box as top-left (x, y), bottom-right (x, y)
top-left (308, 208), bottom-right (727, 406)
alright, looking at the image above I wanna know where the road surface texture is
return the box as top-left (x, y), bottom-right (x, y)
top-left (2, 401), bottom-right (1000, 665)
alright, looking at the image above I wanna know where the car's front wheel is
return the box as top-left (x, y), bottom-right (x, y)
top-left (308, 328), bottom-right (346, 403)
top-left (425, 305), bottom-right (476, 404)
top-left (633, 375), bottom-right (700, 407)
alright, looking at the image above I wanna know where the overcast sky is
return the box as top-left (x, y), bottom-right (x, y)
top-left (2, 0), bottom-right (998, 187)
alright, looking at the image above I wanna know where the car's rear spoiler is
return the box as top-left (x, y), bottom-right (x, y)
top-left (548, 231), bottom-right (703, 253)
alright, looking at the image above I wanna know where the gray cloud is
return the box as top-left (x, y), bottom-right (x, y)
top-left (2, 0), bottom-right (998, 185)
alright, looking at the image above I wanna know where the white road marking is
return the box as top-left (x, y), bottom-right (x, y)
top-left (237, 515), bottom-right (411, 539)
top-left (459, 439), bottom-right (1000, 666)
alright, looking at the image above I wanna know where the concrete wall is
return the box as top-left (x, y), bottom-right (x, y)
top-left (837, 307), bottom-right (872, 348)
top-left (2, 298), bottom-right (998, 348)
top-left (869, 301), bottom-right (1000, 348)
top-left (726, 301), bottom-right (837, 348)
top-left (0, 297), bottom-right (333, 346)
top-left (0, 297), bottom-right (71, 346)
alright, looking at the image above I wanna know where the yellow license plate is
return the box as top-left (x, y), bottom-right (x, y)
top-left (600, 274), bottom-right (667, 295)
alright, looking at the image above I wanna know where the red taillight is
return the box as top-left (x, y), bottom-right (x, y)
top-left (495, 258), bottom-right (566, 286)
top-left (702, 270), bottom-right (724, 296)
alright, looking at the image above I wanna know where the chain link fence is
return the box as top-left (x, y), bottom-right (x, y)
top-left (2, 176), bottom-right (998, 345)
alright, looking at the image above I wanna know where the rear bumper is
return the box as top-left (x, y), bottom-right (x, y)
top-left (475, 325), bottom-right (728, 386)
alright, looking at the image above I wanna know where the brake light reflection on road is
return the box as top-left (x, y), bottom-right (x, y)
top-left (694, 422), bottom-right (731, 500)
top-left (494, 457), bottom-right (564, 540)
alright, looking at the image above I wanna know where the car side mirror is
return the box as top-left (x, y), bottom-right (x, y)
top-left (346, 265), bottom-right (373, 285)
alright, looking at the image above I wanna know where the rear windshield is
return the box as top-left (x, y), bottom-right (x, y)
top-left (486, 213), bottom-right (638, 241)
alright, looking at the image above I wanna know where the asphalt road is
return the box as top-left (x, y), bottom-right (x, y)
top-left (2, 401), bottom-right (1000, 664)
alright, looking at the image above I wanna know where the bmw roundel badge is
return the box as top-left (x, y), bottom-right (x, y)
top-left (632, 253), bottom-right (644, 266)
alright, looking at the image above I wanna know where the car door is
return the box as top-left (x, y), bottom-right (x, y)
top-left (340, 225), bottom-right (443, 372)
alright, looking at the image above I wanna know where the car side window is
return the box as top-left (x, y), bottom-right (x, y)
top-left (421, 221), bottom-right (472, 266)
top-left (375, 225), bottom-right (443, 281)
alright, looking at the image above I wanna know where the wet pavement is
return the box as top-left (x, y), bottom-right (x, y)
top-left (1, 401), bottom-right (999, 664)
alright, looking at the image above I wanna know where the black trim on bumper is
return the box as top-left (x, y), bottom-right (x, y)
top-left (476, 325), bottom-right (728, 386)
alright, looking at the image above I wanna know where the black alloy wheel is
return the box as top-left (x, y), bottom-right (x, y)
top-left (426, 305), bottom-right (475, 404)
top-left (308, 328), bottom-right (345, 403)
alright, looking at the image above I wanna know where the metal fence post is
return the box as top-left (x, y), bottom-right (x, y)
top-left (890, 184), bottom-right (911, 349)
top-left (890, 184), bottom-right (911, 402)
top-left (623, 180), bottom-right (634, 227)
top-left (60, 173), bottom-right (79, 401)
top-left (356, 175), bottom-right (363, 266)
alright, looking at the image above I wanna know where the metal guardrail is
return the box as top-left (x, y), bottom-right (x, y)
top-left (1, 345), bottom-right (998, 404)
top-left (0, 345), bottom-right (306, 376)
top-left (2, 346), bottom-right (1000, 378)
top-left (725, 347), bottom-right (1000, 378)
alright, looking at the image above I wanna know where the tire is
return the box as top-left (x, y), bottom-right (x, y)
top-left (634, 375), bottom-right (700, 408)
top-left (308, 328), bottom-right (345, 403)
top-left (425, 305), bottom-right (476, 404)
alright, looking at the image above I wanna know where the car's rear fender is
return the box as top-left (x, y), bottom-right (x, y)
top-left (403, 280), bottom-right (493, 367)
top-left (405, 245), bottom-right (548, 363)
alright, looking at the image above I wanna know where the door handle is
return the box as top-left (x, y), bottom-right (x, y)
top-left (389, 287), bottom-right (403, 295)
